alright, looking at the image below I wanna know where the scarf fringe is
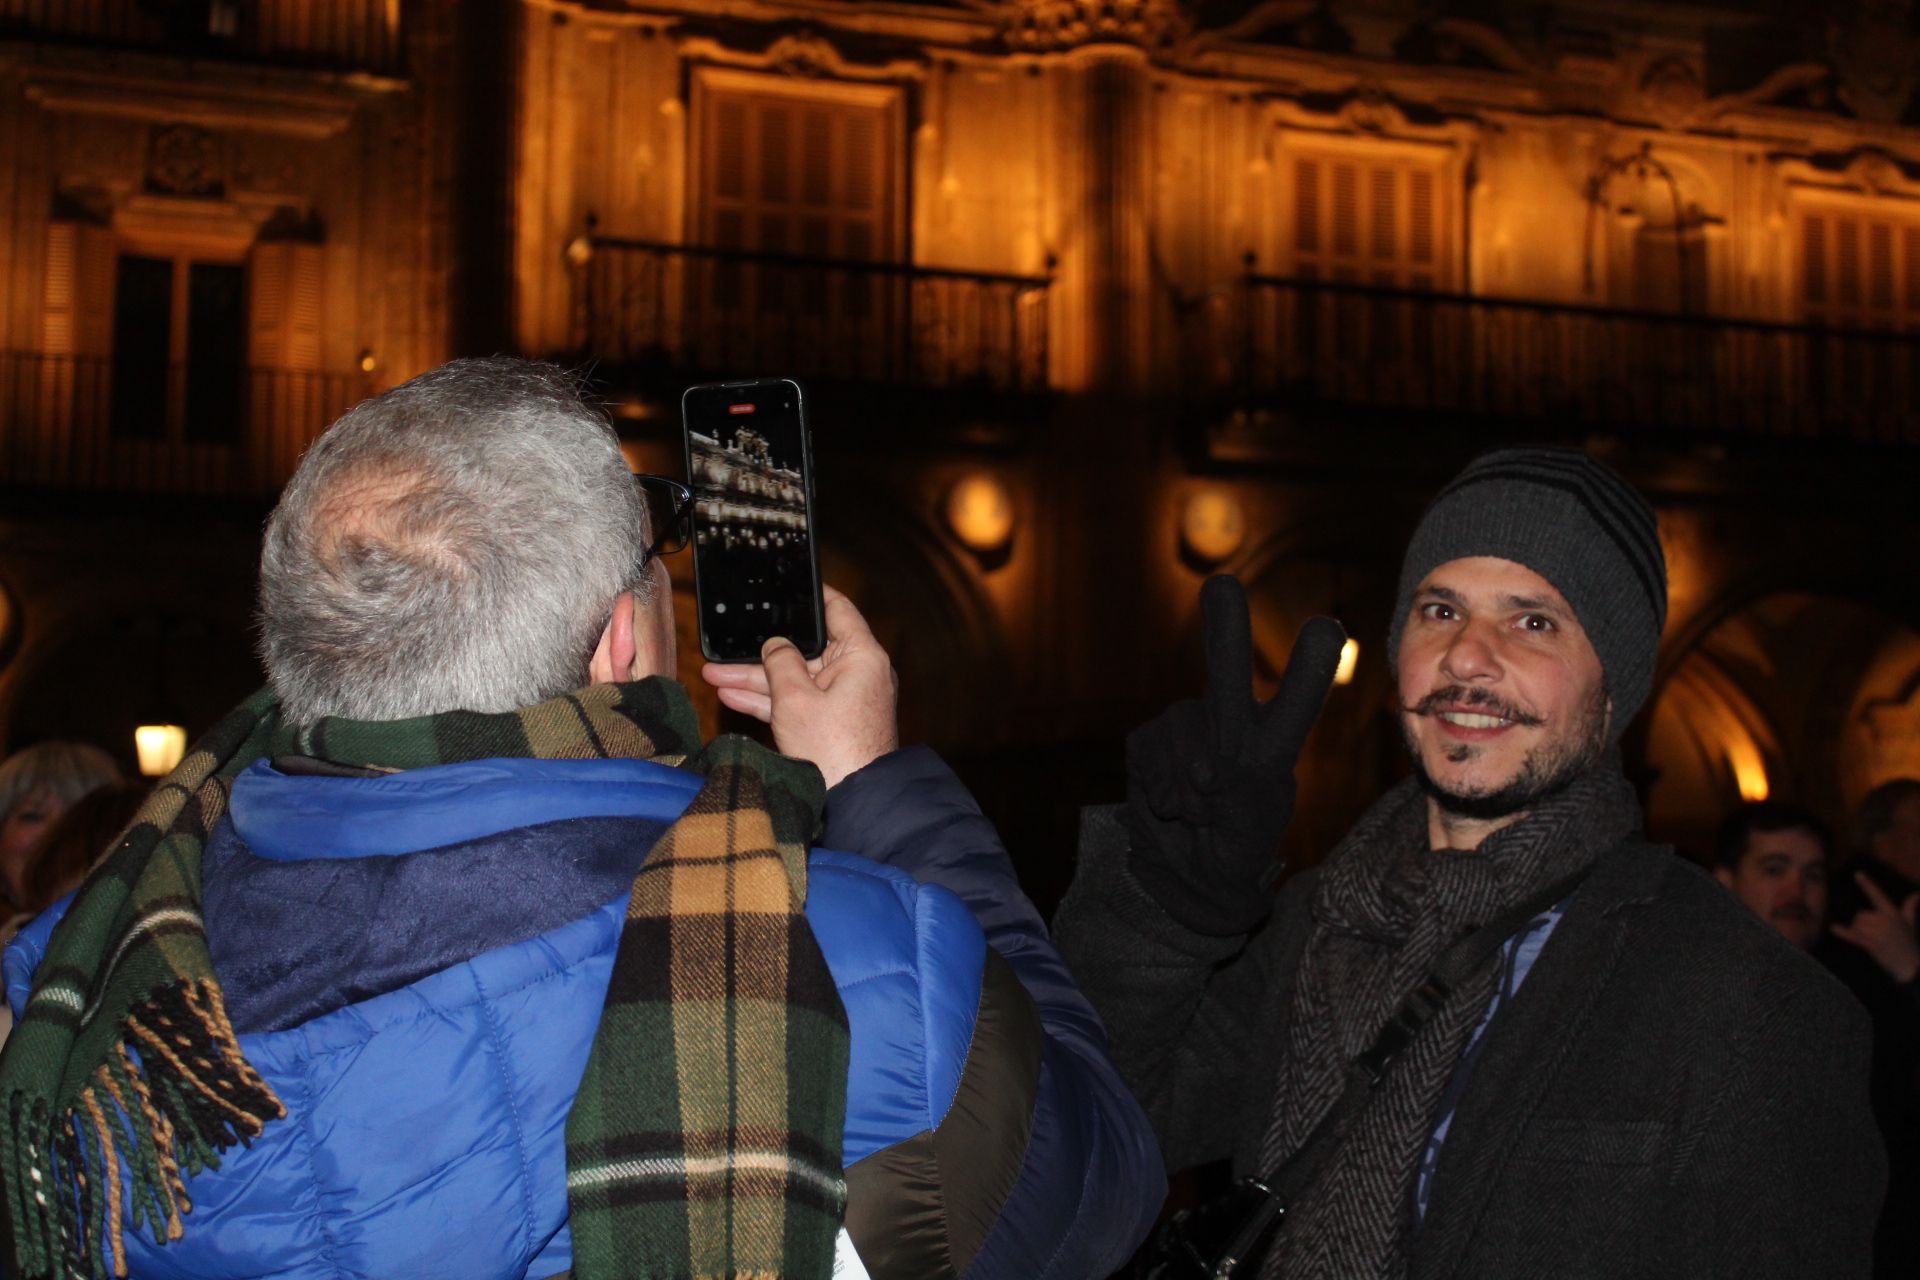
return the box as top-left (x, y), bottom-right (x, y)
top-left (5, 979), bottom-right (282, 1279)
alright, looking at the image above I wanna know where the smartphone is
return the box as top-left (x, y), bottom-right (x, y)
top-left (682, 378), bottom-right (826, 662)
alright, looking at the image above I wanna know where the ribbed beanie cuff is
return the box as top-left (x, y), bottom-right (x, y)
top-left (1387, 448), bottom-right (1668, 738)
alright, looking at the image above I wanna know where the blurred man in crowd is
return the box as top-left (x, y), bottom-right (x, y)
top-left (1712, 801), bottom-right (1832, 950)
top-left (1056, 448), bottom-right (1883, 1279)
top-left (1, 357), bottom-right (1160, 1280)
top-left (1823, 778), bottom-right (1920, 1279)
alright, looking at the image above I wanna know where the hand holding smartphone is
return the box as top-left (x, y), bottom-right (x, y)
top-left (682, 378), bottom-right (826, 662)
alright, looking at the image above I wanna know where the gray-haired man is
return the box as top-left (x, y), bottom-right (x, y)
top-left (3, 357), bottom-right (1161, 1280)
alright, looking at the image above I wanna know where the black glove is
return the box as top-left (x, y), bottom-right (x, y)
top-left (1124, 574), bottom-right (1346, 936)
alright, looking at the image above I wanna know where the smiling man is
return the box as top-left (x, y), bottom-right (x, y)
top-left (1056, 447), bottom-right (1885, 1279)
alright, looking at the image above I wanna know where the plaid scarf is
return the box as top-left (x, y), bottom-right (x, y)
top-left (0, 678), bottom-right (849, 1280)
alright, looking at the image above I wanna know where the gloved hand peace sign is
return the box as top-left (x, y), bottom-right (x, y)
top-left (1124, 575), bottom-right (1347, 935)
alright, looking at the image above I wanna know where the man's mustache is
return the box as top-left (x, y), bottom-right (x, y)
top-left (1772, 901), bottom-right (1814, 923)
top-left (1402, 685), bottom-right (1546, 728)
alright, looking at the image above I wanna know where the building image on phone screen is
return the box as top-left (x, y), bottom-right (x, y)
top-left (689, 419), bottom-right (814, 655)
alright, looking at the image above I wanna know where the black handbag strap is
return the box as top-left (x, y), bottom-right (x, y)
top-left (1261, 861), bottom-right (1594, 1208)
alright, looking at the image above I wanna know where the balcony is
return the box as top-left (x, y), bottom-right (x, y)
top-left (1196, 276), bottom-right (1920, 450)
top-left (0, 0), bottom-right (405, 77)
top-left (572, 239), bottom-right (1052, 396)
top-left (0, 352), bottom-right (364, 497)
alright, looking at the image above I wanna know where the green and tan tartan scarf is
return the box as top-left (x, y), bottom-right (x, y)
top-left (0, 678), bottom-right (850, 1280)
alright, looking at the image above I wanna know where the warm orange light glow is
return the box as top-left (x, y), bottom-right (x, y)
top-left (1180, 488), bottom-right (1245, 563)
top-left (1334, 637), bottom-right (1360, 686)
top-left (1728, 737), bottom-right (1770, 803)
top-left (135, 724), bottom-right (187, 778)
top-left (946, 473), bottom-right (1016, 552)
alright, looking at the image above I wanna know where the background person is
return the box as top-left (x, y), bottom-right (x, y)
top-left (0, 780), bottom-right (146, 1045)
top-left (1711, 800), bottom-right (1832, 950)
top-left (1823, 777), bottom-right (1920, 1278)
top-left (0, 739), bottom-right (120, 919)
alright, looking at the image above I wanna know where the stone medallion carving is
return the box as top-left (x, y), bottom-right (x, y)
top-left (147, 124), bottom-right (223, 197)
top-left (1829, 0), bottom-right (1920, 124)
top-left (1638, 57), bottom-right (1706, 129)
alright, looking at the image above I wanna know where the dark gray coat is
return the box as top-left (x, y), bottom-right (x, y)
top-left (1053, 808), bottom-right (1887, 1279)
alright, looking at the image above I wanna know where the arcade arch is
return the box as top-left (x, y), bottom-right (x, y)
top-left (1643, 591), bottom-right (1920, 860)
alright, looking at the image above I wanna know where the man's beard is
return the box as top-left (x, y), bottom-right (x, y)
top-left (1401, 680), bottom-right (1610, 821)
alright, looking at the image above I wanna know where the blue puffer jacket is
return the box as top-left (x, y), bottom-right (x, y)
top-left (6, 749), bottom-right (1162, 1280)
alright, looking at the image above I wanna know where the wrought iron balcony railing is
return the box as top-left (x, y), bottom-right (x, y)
top-left (0, 352), bottom-right (365, 496)
top-left (573, 238), bottom-right (1052, 395)
top-left (1198, 275), bottom-right (1920, 447)
top-left (0, 0), bottom-right (404, 77)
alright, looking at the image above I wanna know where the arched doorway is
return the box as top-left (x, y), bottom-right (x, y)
top-left (1642, 591), bottom-right (1920, 860)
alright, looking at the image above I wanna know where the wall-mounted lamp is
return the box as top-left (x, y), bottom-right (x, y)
top-left (1334, 637), bottom-right (1361, 686)
top-left (946, 473), bottom-right (1016, 555)
top-left (1180, 488), bottom-right (1245, 565)
top-left (1727, 737), bottom-right (1770, 803)
top-left (357, 348), bottom-right (377, 374)
top-left (134, 724), bottom-right (187, 778)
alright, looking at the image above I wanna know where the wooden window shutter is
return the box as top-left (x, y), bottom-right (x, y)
top-left (249, 242), bottom-right (323, 371)
top-left (700, 82), bottom-right (893, 262)
top-left (1368, 166), bottom-right (1396, 262)
top-left (1800, 207), bottom-right (1920, 329)
top-left (1368, 164), bottom-right (1398, 285)
top-left (42, 220), bottom-right (115, 356)
top-left (1293, 158), bottom-right (1321, 259)
top-left (758, 101), bottom-right (793, 209)
top-left (1870, 222), bottom-right (1896, 312)
top-left (1408, 169), bottom-right (1436, 289)
top-left (1330, 161), bottom-right (1359, 262)
top-left (1802, 214), bottom-right (1827, 308)
top-left (249, 241), bottom-right (290, 369)
top-left (1905, 227), bottom-right (1920, 313)
top-left (1836, 217), bottom-right (1862, 309)
top-left (1290, 150), bottom-right (1445, 289)
top-left (712, 99), bottom-right (749, 204)
top-left (287, 244), bottom-right (323, 370)
top-left (839, 109), bottom-right (879, 260)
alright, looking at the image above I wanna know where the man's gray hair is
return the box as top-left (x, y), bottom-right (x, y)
top-left (259, 357), bottom-right (651, 728)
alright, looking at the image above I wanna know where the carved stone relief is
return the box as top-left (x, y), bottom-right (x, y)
top-left (147, 124), bottom-right (224, 197)
top-left (1829, 0), bottom-right (1920, 124)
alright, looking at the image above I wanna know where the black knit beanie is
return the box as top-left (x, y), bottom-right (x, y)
top-left (1386, 448), bottom-right (1668, 740)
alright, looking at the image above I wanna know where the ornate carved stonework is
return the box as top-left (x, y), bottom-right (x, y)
top-left (1829, 0), bottom-right (1920, 124)
top-left (766, 32), bottom-right (836, 76)
top-left (1002, 0), bottom-right (1192, 53)
top-left (147, 123), bottom-right (223, 197)
top-left (1638, 57), bottom-right (1706, 130)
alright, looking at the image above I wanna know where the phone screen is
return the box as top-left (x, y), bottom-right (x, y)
top-left (682, 379), bottom-right (825, 662)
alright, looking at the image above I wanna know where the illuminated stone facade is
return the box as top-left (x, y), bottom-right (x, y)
top-left (3, 1), bottom-right (1920, 867)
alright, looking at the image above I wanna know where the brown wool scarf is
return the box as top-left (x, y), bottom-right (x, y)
top-left (1258, 760), bottom-right (1641, 1279)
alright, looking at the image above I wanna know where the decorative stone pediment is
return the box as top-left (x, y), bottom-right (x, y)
top-left (676, 27), bottom-right (928, 82)
top-left (1001, 0), bottom-right (1192, 54)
